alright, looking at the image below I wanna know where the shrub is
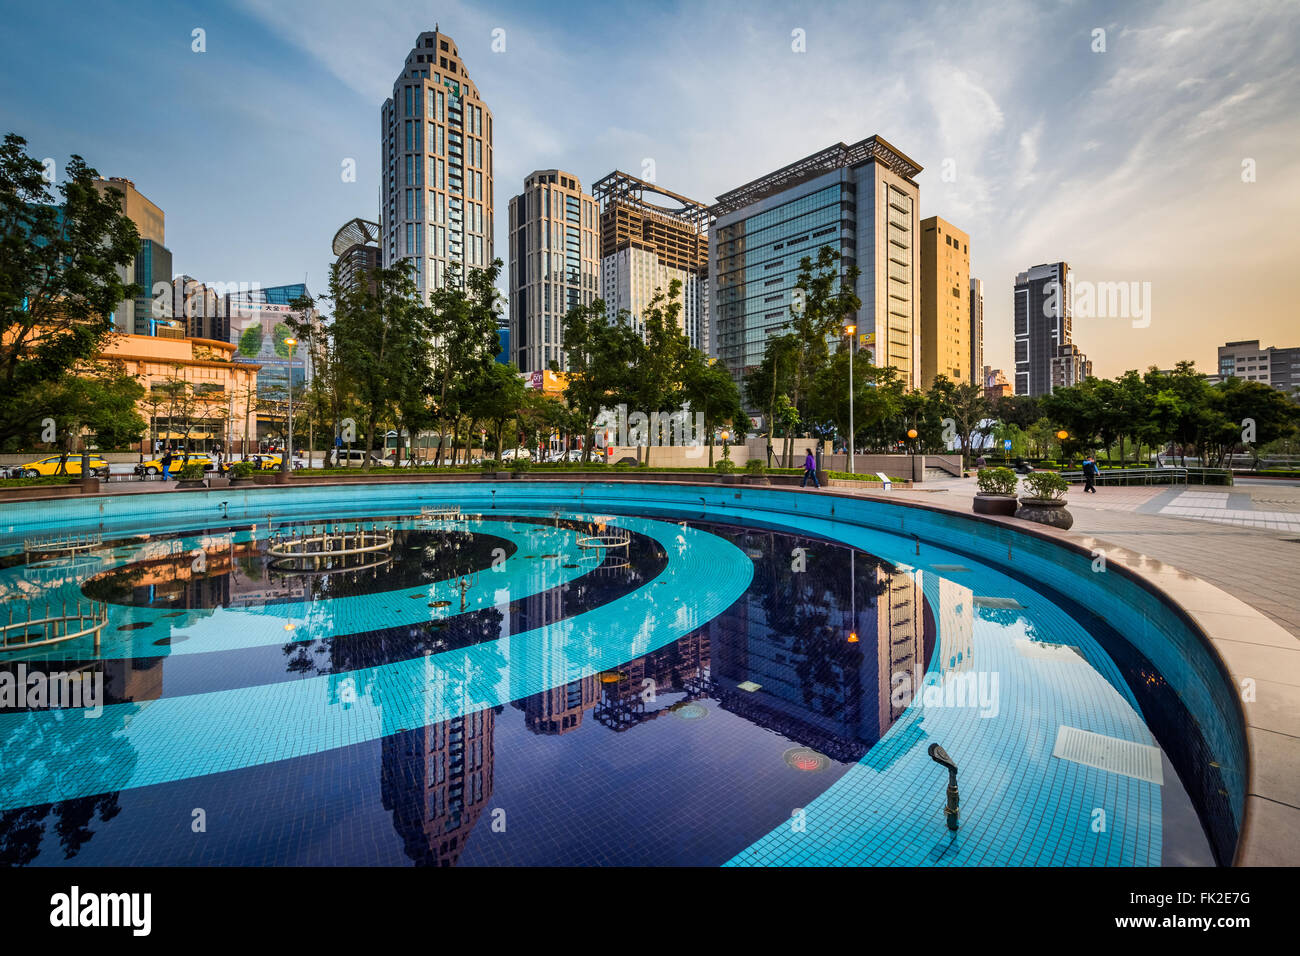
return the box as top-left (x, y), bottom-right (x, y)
top-left (976, 466), bottom-right (1018, 496)
top-left (228, 461), bottom-right (254, 479)
top-left (1021, 470), bottom-right (1069, 500)
top-left (714, 458), bottom-right (737, 474)
top-left (509, 457), bottom-right (532, 473)
top-left (744, 458), bottom-right (765, 475)
top-left (177, 463), bottom-right (207, 481)
top-left (480, 458), bottom-right (500, 471)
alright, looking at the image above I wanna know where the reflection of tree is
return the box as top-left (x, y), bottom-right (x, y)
top-left (0, 706), bottom-right (139, 865)
top-left (981, 604), bottom-right (1041, 640)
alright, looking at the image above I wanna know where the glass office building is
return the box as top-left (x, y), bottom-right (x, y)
top-left (710, 136), bottom-right (923, 391)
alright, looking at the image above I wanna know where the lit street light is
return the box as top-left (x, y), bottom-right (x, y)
top-left (844, 322), bottom-right (856, 474)
top-left (281, 337), bottom-right (297, 477)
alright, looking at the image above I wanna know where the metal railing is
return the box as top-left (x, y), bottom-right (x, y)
top-left (1059, 466), bottom-right (1233, 487)
top-left (1, 599), bottom-right (108, 652)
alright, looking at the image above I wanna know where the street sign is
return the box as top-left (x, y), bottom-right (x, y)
top-left (1003, 439), bottom-right (1013, 451)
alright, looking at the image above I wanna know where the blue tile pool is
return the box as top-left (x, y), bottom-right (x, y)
top-left (0, 482), bottom-right (1243, 866)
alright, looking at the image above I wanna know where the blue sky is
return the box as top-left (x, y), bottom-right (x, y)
top-left (3, 0), bottom-right (1297, 375)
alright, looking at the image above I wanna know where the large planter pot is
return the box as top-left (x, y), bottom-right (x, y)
top-left (972, 493), bottom-right (1018, 516)
top-left (1015, 497), bottom-right (1073, 530)
top-left (714, 473), bottom-right (739, 484)
top-left (176, 479), bottom-right (207, 490)
top-left (742, 475), bottom-right (771, 485)
top-left (229, 477), bottom-right (255, 487)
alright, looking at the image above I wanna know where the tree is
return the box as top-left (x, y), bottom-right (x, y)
top-left (682, 353), bottom-right (745, 466)
top-left (467, 361), bottom-right (526, 459)
top-left (561, 299), bottom-right (642, 461)
top-left (45, 360), bottom-right (146, 452)
top-left (1, 133), bottom-right (143, 446)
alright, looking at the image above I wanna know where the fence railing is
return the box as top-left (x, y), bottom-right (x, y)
top-left (1059, 467), bottom-right (1233, 487)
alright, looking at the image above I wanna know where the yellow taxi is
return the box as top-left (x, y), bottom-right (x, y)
top-left (136, 453), bottom-right (217, 476)
top-left (18, 454), bottom-right (110, 478)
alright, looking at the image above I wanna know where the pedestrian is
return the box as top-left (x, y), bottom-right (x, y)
top-left (160, 448), bottom-right (175, 481)
top-left (801, 447), bottom-right (820, 488)
top-left (975, 454), bottom-right (987, 468)
top-left (1083, 454), bottom-right (1099, 494)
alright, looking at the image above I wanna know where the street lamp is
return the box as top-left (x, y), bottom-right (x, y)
top-left (844, 322), bottom-right (857, 474)
top-left (281, 337), bottom-right (297, 476)
top-left (907, 427), bottom-right (919, 483)
top-left (1056, 429), bottom-right (1070, 467)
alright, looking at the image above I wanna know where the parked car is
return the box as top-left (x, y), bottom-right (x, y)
top-left (499, 448), bottom-right (533, 462)
top-left (17, 454), bottom-right (111, 478)
top-left (135, 453), bottom-right (217, 477)
top-left (326, 449), bottom-right (392, 467)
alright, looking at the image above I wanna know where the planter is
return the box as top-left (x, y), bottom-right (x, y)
top-left (175, 479), bottom-right (207, 490)
top-left (972, 493), bottom-right (1018, 517)
top-left (715, 474), bottom-right (740, 484)
top-left (509, 471), bottom-right (529, 480)
top-left (78, 477), bottom-right (100, 494)
top-left (252, 473), bottom-right (277, 485)
top-left (742, 475), bottom-right (771, 485)
top-left (1015, 497), bottom-right (1073, 530)
top-left (229, 477), bottom-right (256, 487)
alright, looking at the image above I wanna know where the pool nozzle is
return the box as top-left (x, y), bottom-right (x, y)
top-left (928, 743), bottom-right (960, 831)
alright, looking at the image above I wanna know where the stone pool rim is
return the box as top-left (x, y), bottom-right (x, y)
top-left (1, 476), bottom-right (1289, 868)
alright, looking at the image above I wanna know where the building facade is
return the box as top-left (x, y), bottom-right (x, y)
top-left (380, 28), bottom-right (493, 301)
top-left (1014, 261), bottom-right (1090, 396)
top-left (1218, 339), bottom-right (1300, 395)
top-left (331, 217), bottom-right (382, 295)
top-left (919, 216), bottom-right (970, 388)
top-left (92, 177), bottom-right (175, 337)
top-left (96, 333), bottom-right (258, 454)
top-left (710, 136), bottom-right (923, 391)
top-left (172, 275), bottom-right (230, 342)
top-left (983, 365), bottom-right (1012, 400)
top-left (969, 277), bottom-right (984, 386)
top-left (593, 171), bottom-right (710, 352)
top-left (507, 170), bottom-right (599, 372)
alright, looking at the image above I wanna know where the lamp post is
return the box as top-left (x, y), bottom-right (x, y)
top-left (907, 427), bottom-right (918, 483)
top-left (1056, 429), bottom-right (1069, 467)
top-left (281, 337), bottom-right (297, 476)
top-left (844, 322), bottom-right (856, 474)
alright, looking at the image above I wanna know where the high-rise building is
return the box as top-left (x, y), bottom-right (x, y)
top-left (710, 136), bottom-right (923, 390)
top-left (93, 177), bottom-right (175, 336)
top-left (380, 27), bottom-right (493, 301)
top-left (225, 283), bottom-right (316, 413)
top-left (919, 216), bottom-right (970, 388)
top-left (1218, 339), bottom-right (1300, 395)
top-left (1014, 261), bottom-right (1090, 395)
top-left (593, 170), bottom-right (710, 352)
top-left (507, 170), bottom-right (599, 372)
top-left (172, 276), bottom-right (230, 342)
top-left (983, 365), bottom-right (1012, 400)
top-left (969, 278), bottom-right (984, 386)
top-left (331, 217), bottom-right (381, 295)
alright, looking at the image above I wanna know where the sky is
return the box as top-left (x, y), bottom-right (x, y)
top-left (2, 0), bottom-right (1297, 377)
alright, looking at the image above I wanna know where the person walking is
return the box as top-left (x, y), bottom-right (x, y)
top-left (801, 448), bottom-right (820, 489)
top-left (1082, 454), bottom-right (1099, 494)
top-left (160, 448), bottom-right (175, 481)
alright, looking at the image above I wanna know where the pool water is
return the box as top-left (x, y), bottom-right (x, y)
top-left (0, 506), bottom-right (1225, 866)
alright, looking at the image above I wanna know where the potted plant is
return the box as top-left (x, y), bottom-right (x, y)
top-left (479, 458), bottom-right (501, 480)
top-left (713, 457), bottom-right (738, 483)
top-left (509, 457), bottom-right (532, 479)
top-left (175, 462), bottom-right (208, 489)
top-left (1016, 471), bottom-right (1073, 529)
top-left (743, 458), bottom-right (769, 485)
top-left (227, 460), bottom-right (256, 486)
top-left (973, 466), bottom-right (1019, 516)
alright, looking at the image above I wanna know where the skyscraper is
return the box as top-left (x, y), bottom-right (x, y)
top-left (93, 177), bottom-right (174, 336)
top-left (969, 278), bottom-right (984, 386)
top-left (331, 217), bottom-right (381, 295)
top-left (710, 136), bottom-right (923, 390)
top-left (1014, 261), bottom-right (1090, 395)
top-left (507, 170), bottom-right (599, 372)
top-left (380, 28), bottom-right (493, 301)
top-left (918, 216), bottom-right (970, 389)
top-left (593, 170), bottom-right (710, 352)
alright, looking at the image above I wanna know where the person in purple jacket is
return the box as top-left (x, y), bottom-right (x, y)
top-left (801, 448), bottom-right (819, 488)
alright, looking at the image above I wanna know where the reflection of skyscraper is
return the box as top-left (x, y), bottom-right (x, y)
top-left (381, 706), bottom-right (495, 866)
top-left (593, 632), bottom-right (712, 731)
top-left (515, 676), bottom-right (597, 734)
top-left (873, 567), bottom-right (926, 733)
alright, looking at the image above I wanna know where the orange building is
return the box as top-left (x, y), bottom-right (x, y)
top-left (97, 333), bottom-right (259, 454)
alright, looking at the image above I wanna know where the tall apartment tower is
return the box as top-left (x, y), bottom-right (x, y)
top-left (1014, 261), bottom-right (1090, 396)
top-left (710, 136), bottom-right (923, 391)
top-left (593, 171), bottom-right (710, 352)
top-left (93, 177), bottom-right (173, 336)
top-left (380, 28), bottom-right (493, 301)
top-left (969, 278), bottom-right (984, 386)
top-left (919, 216), bottom-right (970, 388)
top-left (507, 170), bottom-right (599, 372)
top-left (332, 217), bottom-right (382, 296)
top-left (171, 276), bottom-right (230, 341)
